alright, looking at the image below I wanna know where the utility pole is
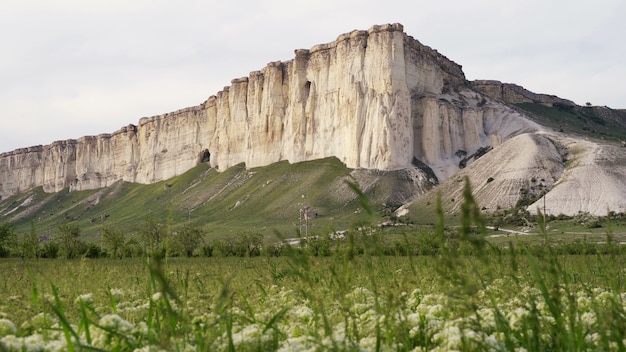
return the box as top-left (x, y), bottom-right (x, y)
top-left (305, 211), bottom-right (309, 237)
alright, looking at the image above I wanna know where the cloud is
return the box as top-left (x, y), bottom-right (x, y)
top-left (1, 0), bottom-right (625, 153)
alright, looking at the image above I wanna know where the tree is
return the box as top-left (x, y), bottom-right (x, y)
top-left (101, 225), bottom-right (126, 258)
top-left (139, 217), bottom-right (167, 257)
top-left (20, 221), bottom-right (40, 259)
top-left (0, 222), bottom-right (16, 257)
top-left (56, 222), bottom-right (83, 259)
top-left (235, 232), bottom-right (263, 257)
top-left (176, 224), bottom-right (205, 257)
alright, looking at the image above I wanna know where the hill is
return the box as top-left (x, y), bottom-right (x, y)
top-left (0, 157), bottom-right (434, 240)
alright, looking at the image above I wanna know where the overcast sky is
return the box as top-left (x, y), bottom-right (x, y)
top-left (1, 0), bottom-right (624, 154)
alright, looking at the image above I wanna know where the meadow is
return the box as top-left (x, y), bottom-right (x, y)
top-left (1, 183), bottom-right (626, 351)
top-left (1, 232), bottom-right (626, 351)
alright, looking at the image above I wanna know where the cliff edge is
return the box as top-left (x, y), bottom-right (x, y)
top-left (0, 24), bottom-right (553, 202)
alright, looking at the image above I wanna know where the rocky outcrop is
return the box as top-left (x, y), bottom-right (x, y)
top-left (471, 80), bottom-right (576, 107)
top-left (0, 23), bottom-right (540, 199)
top-left (404, 132), bottom-right (566, 214)
top-left (412, 92), bottom-right (541, 180)
top-left (527, 137), bottom-right (626, 215)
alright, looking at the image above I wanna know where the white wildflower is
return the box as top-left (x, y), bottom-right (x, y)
top-left (577, 294), bottom-right (592, 310)
top-left (22, 312), bottom-right (56, 330)
top-left (291, 305), bottom-right (314, 323)
top-left (24, 334), bottom-right (45, 348)
top-left (277, 335), bottom-right (317, 352)
top-left (0, 319), bottom-right (16, 337)
top-left (44, 339), bottom-right (67, 352)
top-left (586, 332), bottom-right (601, 345)
top-left (595, 290), bottom-right (614, 305)
top-left (0, 335), bottom-right (22, 351)
top-left (359, 336), bottom-right (378, 350)
top-left (110, 288), bottom-right (125, 299)
top-left (580, 311), bottom-right (596, 328)
top-left (433, 323), bottom-right (463, 350)
top-left (1, 334), bottom-right (48, 352)
top-left (406, 289), bottom-right (423, 309)
top-left (151, 292), bottom-right (163, 301)
top-left (134, 321), bottom-right (150, 338)
top-left (99, 314), bottom-right (134, 333)
top-left (474, 308), bottom-right (496, 329)
top-left (507, 307), bottom-right (529, 329)
top-left (417, 303), bottom-right (445, 318)
top-left (231, 323), bottom-right (273, 348)
top-left (484, 333), bottom-right (506, 350)
top-left (74, 293), bottom-right (93, 306)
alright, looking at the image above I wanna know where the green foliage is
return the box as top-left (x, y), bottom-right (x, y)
top-left (56, 222), bottom-right (84, 259)
top-left (516, 102), bottom-right (626, 141)
top-left (84, 243), bottom-right (104, 258)
top-left (173, 224), bottom-right (205, 257)
top-left (138, 217), bottom-right (167, 258)
top-left (100, 225), bottom-right (125, 258)
top-left (0, 221), bottom-right (17, 257)
top-left (19, 221), bottom-right (40, 259)
top-left (40, 241), bottom-right (59, 258)
top-left (212, 232), bottom-right (263, 257)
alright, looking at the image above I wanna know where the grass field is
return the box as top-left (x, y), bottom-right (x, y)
top-left (1, 228), bottom-right (626, 351)
top-left (2, 178), bottom-right (626, 351)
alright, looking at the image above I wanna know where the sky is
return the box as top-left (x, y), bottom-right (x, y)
top-left (1, 0), bottom-right (624, 154)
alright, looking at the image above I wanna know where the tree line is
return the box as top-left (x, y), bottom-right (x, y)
top-left (0, 217), bottom-right (212, 259)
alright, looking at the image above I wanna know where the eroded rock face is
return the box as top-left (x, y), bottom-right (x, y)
top-left (527, 138), bottom-right (626, 216)
top-left (471, 80), bottom-right (576, 107)
top-left (0, 23), bottom-right (540, 199)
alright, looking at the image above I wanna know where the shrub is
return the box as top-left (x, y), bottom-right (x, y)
top-left (85, 243), bottom-right (104, 258)
top-left (40, 242), bottom-right (59, 258)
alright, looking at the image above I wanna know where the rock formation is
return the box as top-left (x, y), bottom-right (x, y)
top-left (2, 23), bottom-right (623, 218)
top-left (471, 80), bottom-right (576, 107)
top-left (2, 23), bottom-right (535, 200)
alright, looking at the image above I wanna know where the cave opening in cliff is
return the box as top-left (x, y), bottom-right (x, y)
top-left (199, 149), bottom-right (210, 163)
top-left (304, 81), bottom-right (311, 101)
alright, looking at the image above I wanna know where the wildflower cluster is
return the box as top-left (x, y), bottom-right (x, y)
top-left (1, 278), bottom-right (625, 351)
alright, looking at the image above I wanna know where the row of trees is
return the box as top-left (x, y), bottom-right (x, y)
top-left (0, 217), bottom-right (209, 259)
top-left (0, 216), bottom-right (274, 259)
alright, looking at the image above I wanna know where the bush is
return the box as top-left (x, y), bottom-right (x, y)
top-left (263, 242), bottom-right (284, 257)
top-left (85, 243), bottom-right (104, 258)
top-left (40, 242), bottom-right (59, 258)
top-left (201, 243), bottom-right (214, 257)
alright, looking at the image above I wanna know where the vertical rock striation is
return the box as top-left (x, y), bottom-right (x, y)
top-left (0, 23), bottom-right (539, 199)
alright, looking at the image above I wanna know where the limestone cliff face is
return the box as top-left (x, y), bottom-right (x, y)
top-left (413, 94), bottom-right (541, 180)
top-left (0, 23), bottom-right (539, 199)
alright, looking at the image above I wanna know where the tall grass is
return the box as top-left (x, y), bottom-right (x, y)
top-left (0, 179), bottom-right (625, 351)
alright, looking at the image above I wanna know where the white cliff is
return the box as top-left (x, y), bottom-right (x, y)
top-left (0, 23), bottom-right (561, 201)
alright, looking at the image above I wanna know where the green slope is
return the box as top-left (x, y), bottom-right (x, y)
top-left (0, 157), bottom-right (428, 242)
top-left (516, 103), bottom-right (626, 142)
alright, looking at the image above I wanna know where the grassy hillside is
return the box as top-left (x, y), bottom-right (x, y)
top-left (516, 102), bottom-right (626, 142)
top-left (0, 157), bottom-right (429, 242)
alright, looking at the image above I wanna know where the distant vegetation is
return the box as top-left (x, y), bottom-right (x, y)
top-left (1, 176), bottom-right (625, 260)
top-left (516, 102), bottom-right (626, 142)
